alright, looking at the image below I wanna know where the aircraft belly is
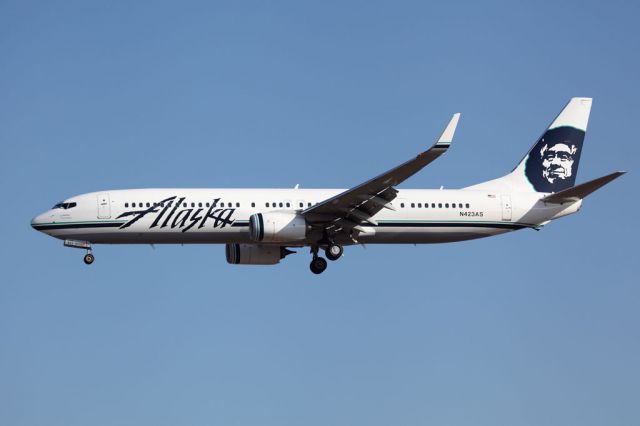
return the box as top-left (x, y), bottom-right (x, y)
top-left (44, 223), bottom-right (513, 245)
top-left (48, 227), bottom-right (253, 244)
top-left (358, 226), bottom-right (508, 244)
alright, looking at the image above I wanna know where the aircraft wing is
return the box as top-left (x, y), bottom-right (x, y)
top-left (302, 113), bottom-right (460, 236)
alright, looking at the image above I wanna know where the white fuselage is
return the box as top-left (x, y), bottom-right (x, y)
top-left (31, 188), bottom-right (581, 246)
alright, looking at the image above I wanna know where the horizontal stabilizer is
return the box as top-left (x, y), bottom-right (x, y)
top-left (541, 171), bottom-right (626, 204)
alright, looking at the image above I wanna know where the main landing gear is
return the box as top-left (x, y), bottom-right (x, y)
top-left (64, 239), bottom-right (95, 265)
top-left (310, 256), bottom-right (327, 274)
top-left (325, 243), bottom-right (344, 261)
top-left (309, 243), bottom-right (343, 274)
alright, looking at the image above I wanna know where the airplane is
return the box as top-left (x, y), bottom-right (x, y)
top-left (31, 98), bottom-right (624, 274)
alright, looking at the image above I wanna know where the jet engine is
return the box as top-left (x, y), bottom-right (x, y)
top-left (225, 243), bottom-right (295, 265)
top-left (249, 212), bottom-right (306, 243)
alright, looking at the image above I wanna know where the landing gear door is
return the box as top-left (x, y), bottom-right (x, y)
top-left (97, 193), bottom-right (111, 219)
top-left (501, 194), bottom-right (512, 221)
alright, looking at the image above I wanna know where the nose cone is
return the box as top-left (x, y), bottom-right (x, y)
top-left (31, 212), bottom-right (49, 231)
top-left (31, 215), bottom-right (41, 229)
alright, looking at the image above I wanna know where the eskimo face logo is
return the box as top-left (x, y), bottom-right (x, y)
top-left (540, 142), bottom-right (577, 183)
top-left (524, 126), bottom-right (585, 193)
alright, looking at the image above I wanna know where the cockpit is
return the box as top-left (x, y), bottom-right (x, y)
top-left (52, 201), bottom-right (77, 210)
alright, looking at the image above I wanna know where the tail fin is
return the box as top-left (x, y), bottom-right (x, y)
top-left (467, 98), bottom-right (592, 193)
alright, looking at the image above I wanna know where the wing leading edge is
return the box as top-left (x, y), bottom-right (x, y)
top-left (302, 113), bottom-right (460, 237)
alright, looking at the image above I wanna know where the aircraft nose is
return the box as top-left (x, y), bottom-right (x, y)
top-left (31, 215), bottom-right (41, 229)
top-left (31, 212), bottom-right (49, 230)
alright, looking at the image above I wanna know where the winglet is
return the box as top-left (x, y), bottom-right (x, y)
top-left (541, 171), bottom-right (626, 204)
top-left (435, 113), bottom-right (461, 148)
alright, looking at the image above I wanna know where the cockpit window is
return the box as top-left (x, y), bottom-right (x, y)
top-left (52, 202), bottom-right (77, 210)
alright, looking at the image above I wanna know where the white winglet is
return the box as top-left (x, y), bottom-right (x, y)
top-left (436, 113), bottom-right (461, 146)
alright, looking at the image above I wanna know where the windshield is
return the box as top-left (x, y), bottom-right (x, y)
top-left (52, 202), bottom-right (77, 210)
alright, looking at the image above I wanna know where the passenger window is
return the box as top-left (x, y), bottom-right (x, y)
top-left (146, 202), bottom-right (150, 207)
top-left (183, 203), bottom-right (187, 207)
top-left (286, 202), bottom-right (290, 208)
top-left (466, 203), bottom-right (470, 208)
top-left (236, 202), bottom-right (240, 207)
top-left (438, 203), bottom-right (442, 208)
top-left (418, 203), bottom-right (422, 208)
top-left (206, 202), bottom-right (210, 207)
top-left (299, 202), bottom-right (303, 208)
top-left (458, 203), bottom-right (462, 208)
top-left (279, 202), bottom-right (283, 207)
top-left (308, 202), bottom-right (312, 207)
top-left (400, 203), bottom-right (405, 208)
top-left (251, 202), bottom-right (255, 208)
top-left (445, 203), bottom-right (449, 208)
top-left (125, 203), bottom-right (129, 208)
top-left (411, 203), bottom-right (415, 208)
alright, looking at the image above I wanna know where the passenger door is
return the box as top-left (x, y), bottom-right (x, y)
top-left (97, 193), bottom-right (111, 219)
top-left (501, 195), bottom-right (512, 221)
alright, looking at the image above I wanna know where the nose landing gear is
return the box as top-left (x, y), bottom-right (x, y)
top-left (64, 239), bottom-right (94, 265)
top-left (83, 253), bottom-right (95, 265)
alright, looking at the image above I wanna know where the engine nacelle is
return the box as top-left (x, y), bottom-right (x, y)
top-left (225, 243), bottom-right (293, 265)
top-left (249, 212), bottom-right (306, 243)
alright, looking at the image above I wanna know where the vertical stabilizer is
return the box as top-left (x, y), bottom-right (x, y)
top-left (467, 98), bottom-right (592, 193)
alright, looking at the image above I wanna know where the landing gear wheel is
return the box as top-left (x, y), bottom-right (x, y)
top-left (325, 244), bottom-right (343, 261)
top-left (310, 257), bottom-right (328, 274)
top-left (83, 253), bottom-right (94, 265)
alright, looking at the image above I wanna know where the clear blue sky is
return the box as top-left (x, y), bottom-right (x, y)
top-left (1, 1), bottom-right (638, 425)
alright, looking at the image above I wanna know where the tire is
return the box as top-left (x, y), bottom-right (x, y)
top-left (309, 257), bottom-right (328, 274)
top-left (83, 253), bottom-right (95, 265)
top-left (325, 244), bottom-right (343, 261)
